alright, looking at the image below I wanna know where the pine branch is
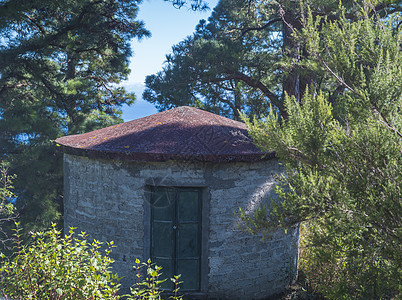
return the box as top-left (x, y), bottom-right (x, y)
top-left (397, 19), bottom-right (402, 31)
top-left (318, 57), bottom-right (362, 98)
top-left (22, 14), bottom-right (47, 35)
top-left (209, 72), bottom-right (285, 116)
top-left (373, 107), bottom-right (402, 139)
top-left (240, 18), bottom-right (282, 36)
top-left (317, 56), bottom-right (402, 139)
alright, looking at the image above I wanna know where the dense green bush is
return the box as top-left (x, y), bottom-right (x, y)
top-left (0, 162), bottom-right (184, 300)
top-left (0, 223), bottom-right (121, 300)
top-left (0, 163), bottom-right (17, 250)
top-left (242, 2), bottom-right (401, 298)
top-left (298, 220), bottom-right (400, 300)
top-left (0, 224), bottom-right (183, 300)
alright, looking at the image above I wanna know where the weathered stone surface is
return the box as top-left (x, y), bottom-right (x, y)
top-left (63, 154), bottom-right (299, 299)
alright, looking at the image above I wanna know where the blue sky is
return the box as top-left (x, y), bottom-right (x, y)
top-left (121, 0), bottom-right (218, 121)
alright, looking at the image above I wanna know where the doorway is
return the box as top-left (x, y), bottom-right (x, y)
top-left (150, 187), bottom-right (202, 291)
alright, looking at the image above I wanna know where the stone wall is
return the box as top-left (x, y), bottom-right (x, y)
top-left (63, 154), bottom-right (299, 299)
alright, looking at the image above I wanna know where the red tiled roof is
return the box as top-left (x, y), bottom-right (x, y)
top-left (55, 106), bottom-right (273, 163)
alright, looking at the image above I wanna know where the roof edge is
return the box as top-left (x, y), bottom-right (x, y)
top-left (58, 145), bottom-right (276, 163)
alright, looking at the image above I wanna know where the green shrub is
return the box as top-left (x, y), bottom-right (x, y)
top-left (0, 224), bottom-right (184, 300)
top-left (126, 259), bottom-right (182, 300)
top-left (0, 163), bottom-right (17, 251)
top-left (299, 221), bottom-right (400, 299)
top-left (0, 223), bottom-right (121, 300)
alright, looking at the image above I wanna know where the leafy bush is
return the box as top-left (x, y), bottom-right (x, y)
top-left (0, 224), bottom-right (184, 300)
top-left (0, 163), bottom-right (15, 218)
top-left (298, 220), bottom-right (400, 300)
top-left (0, 163), bottom-right (17, 250)
top-left (126, 259), bottom-right (182, 300)
top-left (0, 223), bottom-right (121, 300)
top-left (242, 5), bottom-right (402, 294)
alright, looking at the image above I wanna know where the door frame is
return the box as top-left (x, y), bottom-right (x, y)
top-left (144, 184), bottom-right (209, 293)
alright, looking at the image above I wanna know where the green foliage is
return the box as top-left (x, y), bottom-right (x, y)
top-left (242, 2), bottom-right (402, 298)
top-left (143, 0), bottom-right (282, 119)
top-left (126, 259), bottom-right (183, 300)
top-left (0, 163), bottom-right (16, 218)
top-left (0, 0), bottom-right (150, 232)
top-left (0, 223), bottom-right (121, 299)
top-left (244, 93), bottom-right (402, 299)
top-left (0, 223), bottom-right (184, 300)
top-left (0, 162), bottom-right (17, 250)
top-left (164, 0), bottom-right (209, 11)
top-left (144, 0), bottom-right (401, 120)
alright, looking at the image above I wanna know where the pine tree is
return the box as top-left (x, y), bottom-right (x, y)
top-left (144, 0), bottom-right (400, 120)
top-left (0, 0), bottom-right (149, 231)
top-left (241, 2), bottom-right (402, 297)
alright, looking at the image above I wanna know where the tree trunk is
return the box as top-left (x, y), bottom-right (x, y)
top-left (281, 7), bottom-right (315, 109)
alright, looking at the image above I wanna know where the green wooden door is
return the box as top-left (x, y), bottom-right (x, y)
top-left (151, 187), bottom-right (202, 291)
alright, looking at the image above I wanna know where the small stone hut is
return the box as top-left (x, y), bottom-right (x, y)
top-left (56, 106), bottom-right (298, 299)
